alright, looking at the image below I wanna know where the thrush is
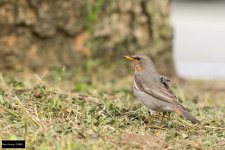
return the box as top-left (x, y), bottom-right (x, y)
top-left (125, 54), bottom-right (200, 124)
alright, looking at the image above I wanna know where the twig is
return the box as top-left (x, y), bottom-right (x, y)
top-left (204, 126), bottom-right (225, 130)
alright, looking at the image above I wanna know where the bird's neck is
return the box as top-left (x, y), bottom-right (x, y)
top-left (134, 64), bottom-right (145, 73)
top-left (134, 64), bottom-right (156, 74)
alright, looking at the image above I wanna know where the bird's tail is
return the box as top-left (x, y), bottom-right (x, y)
top-left (176, 108), bottom-right (201, 124)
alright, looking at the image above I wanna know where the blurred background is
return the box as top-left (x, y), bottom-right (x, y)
top-left (1, 0), bottom-right (224, 82)
top-left (172, 0), bottom-right (225, 79)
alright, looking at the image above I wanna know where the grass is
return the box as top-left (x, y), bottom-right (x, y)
top-left (0, 69), bottom-right (224, 149)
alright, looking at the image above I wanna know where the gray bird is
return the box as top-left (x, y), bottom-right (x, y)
top-left (125, 54), bottom-right (200, 124)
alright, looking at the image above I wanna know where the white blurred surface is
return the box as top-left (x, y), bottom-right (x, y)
top-left (172, 0), bottom-right (225, 79)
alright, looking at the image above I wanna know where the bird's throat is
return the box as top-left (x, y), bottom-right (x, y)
top-left (134, 63), bottom-right (145, 73)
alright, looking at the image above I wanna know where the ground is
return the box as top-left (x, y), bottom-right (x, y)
top-left (0, 68), bottom-right (224, 149)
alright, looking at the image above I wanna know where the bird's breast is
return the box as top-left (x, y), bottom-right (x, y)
top-left (133, 79), bottom-right (139, 90)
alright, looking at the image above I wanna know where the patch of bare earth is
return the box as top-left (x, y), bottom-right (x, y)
top-left (122, 133), bottom-right (168, 149)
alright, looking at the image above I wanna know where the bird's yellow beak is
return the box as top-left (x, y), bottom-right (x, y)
top-left (124, 56), bottom-right (133, 61)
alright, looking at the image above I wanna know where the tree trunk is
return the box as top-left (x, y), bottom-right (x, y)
top-left (0, 0), bottom-right (174, 75)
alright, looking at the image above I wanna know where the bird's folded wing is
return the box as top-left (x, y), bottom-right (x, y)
top-left (134, 74), bottom-right (177, 104)
top-left (160, 75), bottom-right (171, 87)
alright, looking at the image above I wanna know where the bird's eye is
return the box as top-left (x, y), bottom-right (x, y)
top-left (135, 57), bottom-right (141, 61)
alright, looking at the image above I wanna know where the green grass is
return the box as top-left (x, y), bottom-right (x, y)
top-left (0, 71), bottom-right (224, 149)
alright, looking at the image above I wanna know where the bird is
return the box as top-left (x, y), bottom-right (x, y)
top-left (124, 54), bottom-right (200, 124)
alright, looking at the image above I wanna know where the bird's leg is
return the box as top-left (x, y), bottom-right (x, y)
top-left (148, 109), bottom-right (157, 123)
top-left (149, 109), bottom-right (157, 116)
top-left (167, 112), bottom-right (171, 120)
top-left (160, 112), bottom-right (166, 125)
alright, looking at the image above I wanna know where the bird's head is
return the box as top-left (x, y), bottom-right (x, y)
top-left (124, 54), bottom-right (155, 73)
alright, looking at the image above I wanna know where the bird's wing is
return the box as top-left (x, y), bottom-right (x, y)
top-left (159, 75), bottom-right (175, 96)
top-left (159, 75), bottom-right (171, 87)
top-left (134, 74), bottom-right (178, 105)
top-left (159, 75), bottom-right (187, 109)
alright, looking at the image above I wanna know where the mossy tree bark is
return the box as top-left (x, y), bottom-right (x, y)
top-left (0, 0), bottom-right (174, 75)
